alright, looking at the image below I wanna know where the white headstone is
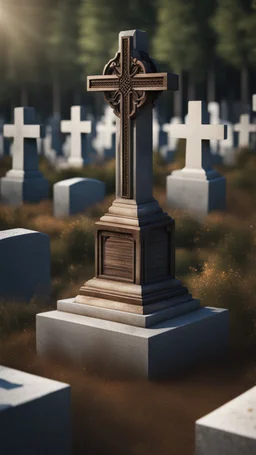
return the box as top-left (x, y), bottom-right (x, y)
top-left (160, 116), bottom-right (181, 161)
top-left (0, 228), bottom-right (50, 301)
top-left (61, 105), bottom-right (92, 168)
top-left (40, 125), bottom-right (58, 165)
top-left (253, 95), bottom-right (256, 112)
top-left (0, 118), bottom-right (10, 157)
top-left (152, 109), bottom-right (160, 151)
top-left (167, 101), bottom-right (227, 216)
top-left (92, 106), bottom-right (116, 160)
top-left (208, 102), bottom-right (221, 157)
top-left (220, 99), bottom-right (229, 122)
top-left (53, 177), bottom-right (106, 217)
top-left (196, 386), bottom-right (256, 455)
top-left (0, 366), bottom-right (71, 455)
top-left (208, 102), bottom-right (236, 165)
top-left (1, 107), bottom-right (49, 205)
top-left (234, 114), bottom-right (256, 147)
top-left (49, 114), bottom-right (64, 157)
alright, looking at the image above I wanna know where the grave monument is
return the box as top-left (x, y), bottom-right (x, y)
top-left (0, 107), bottom-right (48, 205)
top-left (167, 101), bottom-right (227, 216)
top-left (37, 30), bottom-right (229, 379)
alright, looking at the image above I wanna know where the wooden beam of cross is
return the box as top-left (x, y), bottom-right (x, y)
top-left (87, 33), bottom-right (178, 199)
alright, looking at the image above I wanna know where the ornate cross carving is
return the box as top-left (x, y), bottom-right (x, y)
top-left (87, 35), bottom-right (178, 199)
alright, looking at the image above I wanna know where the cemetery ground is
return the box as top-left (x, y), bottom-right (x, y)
top-left (0, 147), bottom-right (256, 455)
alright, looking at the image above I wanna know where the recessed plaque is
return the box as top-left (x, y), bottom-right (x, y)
top-left (101, 233), bottom-right (135, 282)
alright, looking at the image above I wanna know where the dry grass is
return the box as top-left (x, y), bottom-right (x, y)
top-left (0, 330), bottom-right (255, 455)
top-left (0, 146), bottom-right (256, 454)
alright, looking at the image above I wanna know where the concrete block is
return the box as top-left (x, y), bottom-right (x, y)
top-left (37, 306), bottom-right (229, 379)
top-left (196, 386), bottom-right (256, 455)
top-left (0, 365), bottom-right (71, 455)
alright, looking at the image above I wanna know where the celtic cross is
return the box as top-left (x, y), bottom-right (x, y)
top-left (87, 30), bottom-right (178, 200)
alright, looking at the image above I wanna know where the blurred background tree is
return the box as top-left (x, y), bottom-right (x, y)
top-left (212, 0), bottom-right (256, 110)
top-left (0, 0), bottom-right (255, 120)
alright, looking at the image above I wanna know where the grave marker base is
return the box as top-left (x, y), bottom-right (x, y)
top-left (167, 170), bottom-right (226, 216)
top-left (37, 306), bottom-right (229, 379)
top-left (0, 172), bottom-right (49, 205)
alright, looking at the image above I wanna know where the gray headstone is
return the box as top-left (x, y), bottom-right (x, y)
top-left (167, 101), bottom-right (227, 216)
top-left (0, 228), bottom-right (51, 302)
top-left (0, 366), bottom-right (71, 455)
top-left (61, 106), bottom-right (92, 168)
top-left (0, 107), bottom-right (49, 205)
top-left (196, 386), bottom-right (256, 455)
top-left (53, 177), bottom-right (106, 217)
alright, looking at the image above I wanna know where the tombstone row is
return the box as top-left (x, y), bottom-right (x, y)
top-left (0, 95), bottom-right (255, 216)
top-left (1, 97), bottom-right (256, 168)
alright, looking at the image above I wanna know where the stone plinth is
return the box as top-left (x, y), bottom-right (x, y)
top-left (196, 386), bottom-right (256, 455)
top-left (167, 169), bottom-right (226, 216)
top-left (37, 305), bottom-right (229, 379)
top-left (53, 177), bottom-right (105, 217)
top-left (0, 228), bottom-right (51, 302)
top-left (0, 366), bottom-right (71, 455)
top-left (0, 170), bottom-right (49, 205)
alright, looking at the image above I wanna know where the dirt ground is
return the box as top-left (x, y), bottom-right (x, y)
top-left (0, 330), bottom-right (255, 455)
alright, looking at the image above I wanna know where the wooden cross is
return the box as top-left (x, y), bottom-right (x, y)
top-left (87, 33), bottom-right (178, 199)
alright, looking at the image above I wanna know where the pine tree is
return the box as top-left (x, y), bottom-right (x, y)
top-left (46, 0), bottom-right (81, 115)
top-left (212, 0), bottom-right (256, 107)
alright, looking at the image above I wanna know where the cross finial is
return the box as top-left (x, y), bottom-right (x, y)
top-left (87, 29), bottom-right (178, 201)
top-left (168, 101), bottom-right (227, 170)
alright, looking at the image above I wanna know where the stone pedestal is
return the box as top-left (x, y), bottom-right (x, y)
top-left (196, 386), bottom-right (256, 455)
top-left (167, 168), bottom-right (226, 216)
top-left (0, 366), bottom-right (71, 455)
top-left (0, 170), bottom-right (49, 205)
top-left (37, 305), bottom-right (229, 379)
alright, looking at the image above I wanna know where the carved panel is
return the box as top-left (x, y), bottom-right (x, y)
top-left (144, 227), bottom-right (170, 283)
top-left (100, 232), bottom-right (135, 282)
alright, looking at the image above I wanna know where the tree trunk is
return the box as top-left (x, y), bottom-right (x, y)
top-left (53, 73), bottom-right (61, 116)
top-left (207, 65), bottom-right (216, 103)
top-left (20, 86), bottom-right (28, 106)
top-left (241, 66), bottom-right (249, 113)
top-left (173, 71), bottom-right (183, 118)
top-left (188, 72), bottom-right (196, 101)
